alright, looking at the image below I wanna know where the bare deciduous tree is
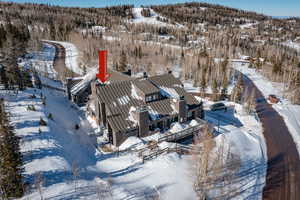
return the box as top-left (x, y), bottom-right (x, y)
top-left (34, 172), bottom-right (44, 200)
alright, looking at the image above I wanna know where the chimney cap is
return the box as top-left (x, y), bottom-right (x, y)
top-left (143, 72), bottom-right (148, 78)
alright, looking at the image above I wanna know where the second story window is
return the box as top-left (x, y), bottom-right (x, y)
top-left (146, 95), bottom-right (152, 102)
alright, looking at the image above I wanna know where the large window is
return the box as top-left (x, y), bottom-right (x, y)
top-left (188, 111), bottom-right (194, 120)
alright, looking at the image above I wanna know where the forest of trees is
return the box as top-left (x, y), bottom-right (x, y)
top-left (0, 22), bottom-right (32, 91)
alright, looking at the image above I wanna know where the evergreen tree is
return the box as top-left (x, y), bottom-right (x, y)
top-left (0, 66), bottom-right (9, 89)
top-left (0, 99), bottom-right (24, 198)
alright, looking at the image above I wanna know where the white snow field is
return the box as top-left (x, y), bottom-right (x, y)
top-left (131, 8), bottom-right (184, 28)
top-left (19, 43), bottom-right (57, 80)
top-left (233, 61), bottom-right (300, 154)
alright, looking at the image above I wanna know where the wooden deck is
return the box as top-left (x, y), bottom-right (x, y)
top-left (158, 119), bottom-right (205, 143)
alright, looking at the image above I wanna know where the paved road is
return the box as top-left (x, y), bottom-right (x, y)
top-left (242, 74), bottom-right (300, 200)
top-left (43, 41), bottom-right (79, 81)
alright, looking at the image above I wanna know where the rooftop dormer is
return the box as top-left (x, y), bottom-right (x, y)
top-left (133, 79), bottom-right (160, 103)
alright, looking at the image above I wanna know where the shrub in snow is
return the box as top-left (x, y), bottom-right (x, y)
top-left (39, 117), bottom-right (47, 126)
top-left (47, 113), bottom-right (53, 120)
top-left (42, 97), bottom-right (46, 105)
top-left (27, 105), bottom-right (36, 111)
top-left (75, 124), bottom-right (80, 130)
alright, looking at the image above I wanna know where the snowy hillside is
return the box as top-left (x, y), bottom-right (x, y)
top-left (131, 8), bottom-right (183, 28)
top-left (19, 43), bottom-right (57, 80)
top-left (7, 90), bottom-right (197, 200)
top-left (0, 86), bottom-right (267, 200)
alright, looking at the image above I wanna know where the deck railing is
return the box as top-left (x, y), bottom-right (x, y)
top-left (158, 119), bottom-right (205, 143)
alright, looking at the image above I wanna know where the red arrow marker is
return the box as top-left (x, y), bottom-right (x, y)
top-left (96, 50), bottom-right (110, 83)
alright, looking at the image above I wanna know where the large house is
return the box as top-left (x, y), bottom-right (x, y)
top-left (91, 72), bottom-right (204, 146)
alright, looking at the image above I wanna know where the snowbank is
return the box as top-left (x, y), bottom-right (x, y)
top-left (119, 136), bottom-right (144, 151)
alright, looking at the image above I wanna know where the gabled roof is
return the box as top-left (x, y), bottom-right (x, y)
top-left (96, 73), bottom-right (200, 133)
top-left (148, 73), bottom-right (183, 88)
top-left (69, 69), bottom-right (134, 95)
top-left (133, 79), bottom-right (160, 95)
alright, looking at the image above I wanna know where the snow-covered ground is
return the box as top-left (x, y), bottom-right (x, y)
top-left (5, 39), bottom-right (268, 199)
top-left (233, 61), bottom-right (300, 154)
top-left (1, 88), bottom-right (198, 200)
top-left (240, 22), bottom-right (258, 30)
top-left (130, 8), bottom-right (184, 28)
top-left (43, 40), bottom-right (83, 75)
top-left (2, 86), bottom-right (267, 200)
top-left (201, 100), bottom-right (267, 199)
top-left (3, 41), bottom-right (198, 200)
top-left (19, 43), bottom-right (57, 80)
top-left (282, 40), bottom-right (300, 52)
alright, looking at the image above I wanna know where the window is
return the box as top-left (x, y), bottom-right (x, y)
top-left (152, 94), bottom-right (157, 101)
top-left (145, 96), bottom-right (151, 102)
top-left (149, 123), bottom-right (156, 131)
top-left (188, 111), bottom-right (194, 120)
top-left (173, 116), bottom-right (178, 122)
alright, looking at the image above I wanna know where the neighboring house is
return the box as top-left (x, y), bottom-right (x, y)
top-left (91, 72), bottom-right (204, 146)
top-left (66, 77), bottom-right (92, 106)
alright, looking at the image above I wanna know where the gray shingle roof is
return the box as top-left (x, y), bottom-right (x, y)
top-left (148, 74), bottom-right (183, 88)
top-left (96, 73), bottom-right (200, 133)
top-left (133, 79), bottom-right (160, 95)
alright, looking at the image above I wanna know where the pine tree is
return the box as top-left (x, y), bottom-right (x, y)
top-left (0, 100), bottom-right (24, 198)
top-left (0, 66), bottom-right (9, 89)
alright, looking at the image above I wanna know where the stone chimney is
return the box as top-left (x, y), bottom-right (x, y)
top-left (136, 106), bottom-right (149, 137)
top-left (175, 96), bottom-right (187, 123)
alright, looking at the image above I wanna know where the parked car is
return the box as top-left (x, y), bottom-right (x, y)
top-left (210, 102), bottom-right (227, 111)
top-left (268, 94), bottom-right (279, 104)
